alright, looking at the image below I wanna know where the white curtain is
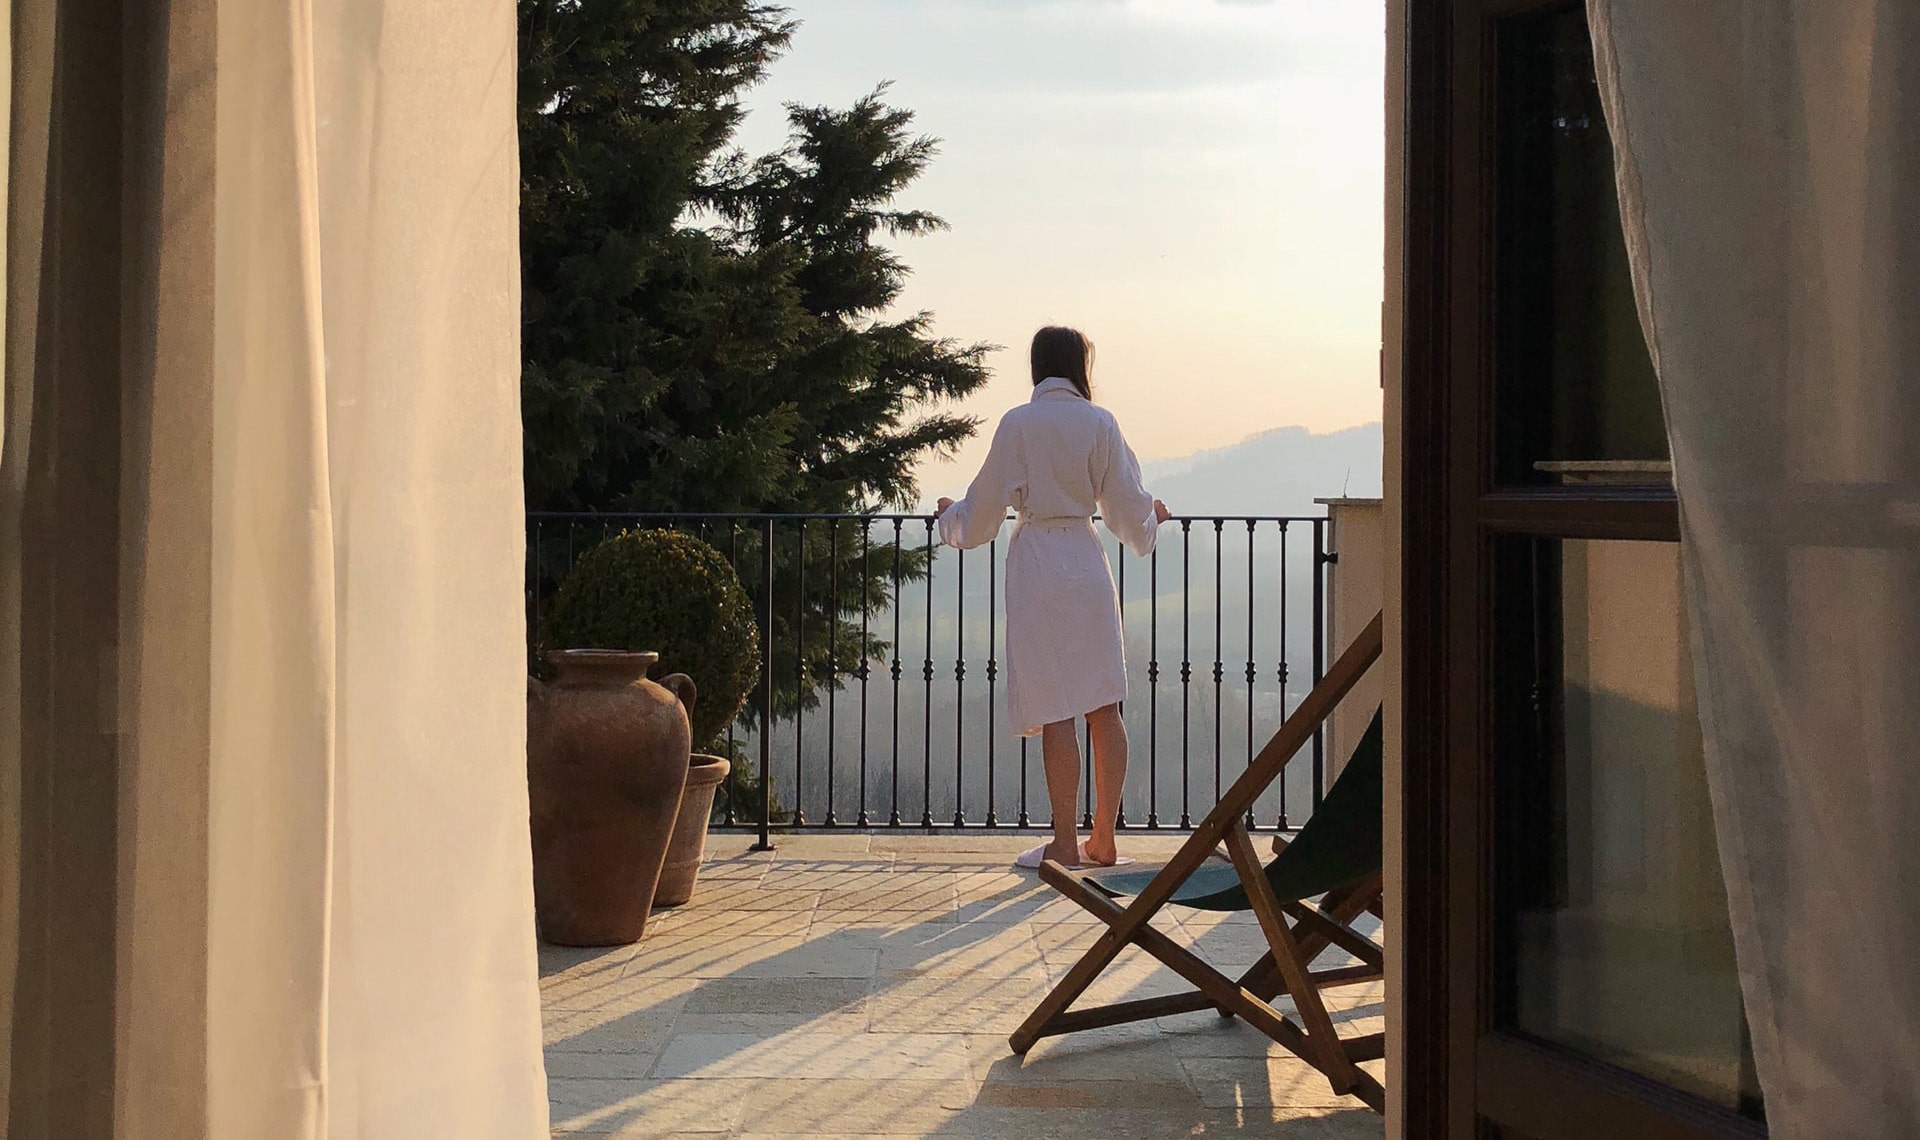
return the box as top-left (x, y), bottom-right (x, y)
top-left (4, 0), bottom-right (548, 1135)
top-left (1588, 4), bottom-right (1920, 1136)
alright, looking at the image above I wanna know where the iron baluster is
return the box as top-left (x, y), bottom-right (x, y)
top-left (985, 538), bottom-right (999, 827)
top-left (1018, 736), bottom-right (1031, 828)
top-left (825, 519), bottom-right (839, 827)
top-left (922, 518), bottom-right (935, 829)
top-left (1180, 518), bottom-right (1192, 829)
top-left (859, 522), bottom-right (872, 828)
top-left (1147, 537), bottom-right (1160, 829)
top-left (726, 522), bottom-right (740, 826)
top-left (1213, 520), bottom-right (1224, 808)
top-left (793, 520), bottom-right (806, 826)
top-left (756, 518), bottom-right (775, 851)
top-left (1246, 519), bottom-right (1257, 829)
top-left (954, 543), bottom-right (966, 826)
top-left (1278, 520), bottom-right (1290, 831)
top-left (890, 520), bottom-right (904, 827)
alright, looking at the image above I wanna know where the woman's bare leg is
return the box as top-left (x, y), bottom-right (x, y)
top-left (1083, 703), bottom-right (1128, 866)
top-left (1041, 719), bottom-right (1083, 865)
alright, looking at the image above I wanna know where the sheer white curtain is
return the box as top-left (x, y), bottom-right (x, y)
top-left (4, 0), bottom-right (547, 1135)
top-left (1588, 4), bottom-right (1920, 1136)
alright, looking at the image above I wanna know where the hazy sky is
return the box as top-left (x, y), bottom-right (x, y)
top-left (732, 0), bottom-right (1386, 502)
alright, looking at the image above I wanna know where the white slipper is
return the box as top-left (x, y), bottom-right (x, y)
top-left (1014, 844), bottom-right (1135, 870)
top-left (1014, 843), bottom-right (1067, 870)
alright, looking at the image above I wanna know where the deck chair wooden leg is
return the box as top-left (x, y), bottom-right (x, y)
top-left (1011, 844), bottom-right (1242, 1053)
top-left (1295, 875), bottom-right (1382, 964)
top-left (1348, 1070), bottom-right (1388, 1113)
top-left (1250, 960), bottom-right (1382, 1006)
top-left (1231, 950), bottom-right (1280, 1016)
top-left (1241, 951), bottom-right (1382, 1007)
top-left (1038, 867), bottom-right (1323, 1058)
top-left (1285, 900), bottom-right (1385, 970)
top-left (1223, 822), bottom-right (1362, 1096)
top-left (1246, 892), bottom-right (1369, 1007)
top-left (1009, 910), bottom-right (1141, 1054)
top-left (1250, 874), bottom-right (1383, 1003)
top-left (1041, 991), bottom-right (1226, 1037)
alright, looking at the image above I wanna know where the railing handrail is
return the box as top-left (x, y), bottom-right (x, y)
top-left (526, 510), bottom-right (1328, 524)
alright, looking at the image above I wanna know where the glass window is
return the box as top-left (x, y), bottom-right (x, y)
top-left (1494, 6), bottom-right (1669, 487)
top-left (1494, 538), bottom-right (1762, 1117)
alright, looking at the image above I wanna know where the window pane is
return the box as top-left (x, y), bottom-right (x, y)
top-left (1495, 538), bottom-right (1762, 1117)
top-left (1494, 6), bottom-right (1669, 487)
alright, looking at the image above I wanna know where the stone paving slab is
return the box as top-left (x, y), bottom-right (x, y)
top-left (871, 922), bottom-right (1044, 977)
top-left (809, 910), bottom-right (962, 933)
top-left (542, 837), bottom-right (1385, 1139)
top-left (683, 976), bottom-right (872, 1015)
top-left (817, 880), bottom-right (961, 913)
top-left (1184, 1057), bottom-right (1391, 1111)
top-left (866, 970), bottom-right (1057, 1035)
top-left (733, 1077), bottom-right (977, 1135)
top-left (646, 907), bottom-right (815, 940)
top-left (549, 1075), bottom-right (751, 1135)
top-left (653, 1031), bottom-right (974, 1080)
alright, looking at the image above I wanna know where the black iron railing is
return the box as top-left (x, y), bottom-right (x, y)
top-left (527, 512), bottom-right (1334, 845)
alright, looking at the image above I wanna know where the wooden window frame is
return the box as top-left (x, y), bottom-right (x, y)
top-left (1398, 0), bottom-right (1764, 1135)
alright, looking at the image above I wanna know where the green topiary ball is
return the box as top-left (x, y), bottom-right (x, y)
top-left (544, 528), bottom-right (760, 752)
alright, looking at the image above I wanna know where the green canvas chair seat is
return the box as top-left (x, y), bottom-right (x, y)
top-left (1090, 709), bottom-right (1383, 912)
top-left (1010, 614), bottom-right (1388, 1114)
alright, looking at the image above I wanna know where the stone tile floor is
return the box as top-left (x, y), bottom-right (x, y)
top-left (542, 833), bottom-right (1387, 1139)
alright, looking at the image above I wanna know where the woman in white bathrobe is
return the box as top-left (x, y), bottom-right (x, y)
top-left (935, 327), bottom-right (1170, 869)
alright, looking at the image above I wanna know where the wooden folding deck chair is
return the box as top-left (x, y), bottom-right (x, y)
top-left (1010, 612), bottom-right (1387, 1112)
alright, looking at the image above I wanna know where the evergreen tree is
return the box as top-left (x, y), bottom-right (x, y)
top-left (519, 2), bottom-right (992, 735)
top-left (518, 0), bottom-right (797, 511)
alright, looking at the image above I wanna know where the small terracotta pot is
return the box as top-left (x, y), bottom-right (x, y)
top-left (527, 650), bottom-right (696, 946)
top-left (655, 752), bottom-right (733, 908)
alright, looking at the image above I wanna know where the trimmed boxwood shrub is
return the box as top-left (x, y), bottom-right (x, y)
top-left (544, 528), bottom-right (760, 752)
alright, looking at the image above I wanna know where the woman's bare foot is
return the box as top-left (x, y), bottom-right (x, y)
top-left (1041, 838), bottom-right (1084, 866)
top-left (1082, 836), bottom-right (1120, 867)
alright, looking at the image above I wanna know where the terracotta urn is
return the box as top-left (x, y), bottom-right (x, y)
top-left (527, 650), bottom-right (696, 946)
top-left (654, 752), bottom-right (734, 907)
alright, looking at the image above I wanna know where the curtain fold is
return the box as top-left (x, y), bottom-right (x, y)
top-left (1588, 4), bottom-right (1920, 1136)
top-left (308, 0), bottom-right (548, 1130)
top-left (5, 0), bottom-right (547, 1135)
top-left (208, 0), bottom-right (339, 1130)
top-left (0, 0), bottom-right (45, 1126)
top-left (118, 0), bottom-right (217, 1131)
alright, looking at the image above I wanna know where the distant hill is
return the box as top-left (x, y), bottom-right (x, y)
top-left (1142, 422), bottom-right (1384, 518)
top-left (921, 422), bottom-right (1384, 517)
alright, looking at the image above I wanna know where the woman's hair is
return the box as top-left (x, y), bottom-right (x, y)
top-left (1030, 326), bottom-right (1094, 400)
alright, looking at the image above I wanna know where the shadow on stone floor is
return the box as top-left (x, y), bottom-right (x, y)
top-left (540, 843), bottom-right (1385, 1138)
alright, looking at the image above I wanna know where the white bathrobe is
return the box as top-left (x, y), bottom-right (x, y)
top-left (937, 376), bottom-right (1162, 737)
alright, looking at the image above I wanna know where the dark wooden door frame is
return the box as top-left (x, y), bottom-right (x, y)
top-left (1397, 0), bottom-right (1763, 1136)
top-left (1395, 0), bottom-right (1460, 1131)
